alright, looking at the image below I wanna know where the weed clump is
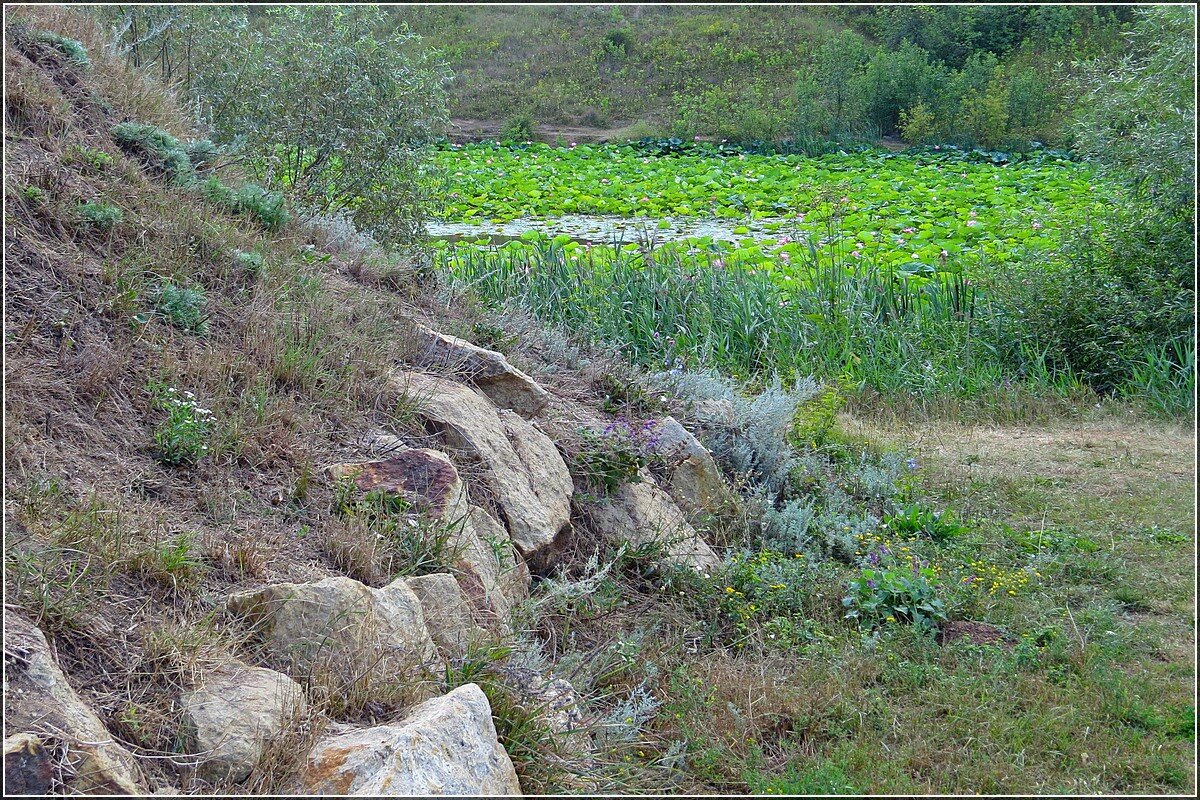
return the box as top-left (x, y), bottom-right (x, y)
top-left (150, 385), bottom-right (213, 466)
top-left (153, 281), bottom-right (207, 333)
top-left (110, 122), bottom-right (194, 183)
top-left (32, 30), bottom-right (91, 68)
top-left (75, 201), bottom-right (122, 230)
top-left (200, 177), bottom-right (289, 231)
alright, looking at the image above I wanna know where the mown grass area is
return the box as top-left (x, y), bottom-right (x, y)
top-left (519, 410), bottom-right (1195, 794)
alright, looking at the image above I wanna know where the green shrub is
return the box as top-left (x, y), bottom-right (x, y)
top-left (184, 6), bottom-right (448, 244)
top-left (76, 201), bottom-right (123, 230)
top-left (501, 113), bottom-right (536, 143)
top-left (33, 31), bottom-right (90, 68)
top-left (184, 139), bottom-right (220, 173)
top-left (199, 177), bottom-right (289, 231)
top-left (153, 281), bottom-right (207, 333)
top-left (150, 385), bottom-right (213, 466)
top-left (110, 122), bottom-right (193, 182)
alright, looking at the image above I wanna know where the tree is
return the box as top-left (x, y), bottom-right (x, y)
top-left (101, 5), bottom-right (450, 244)
top-left (1071, 6), bottom-right (1196, 222)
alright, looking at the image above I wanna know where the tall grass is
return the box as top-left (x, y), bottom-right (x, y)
top-left (438, 235), bottom-right (1088, 402)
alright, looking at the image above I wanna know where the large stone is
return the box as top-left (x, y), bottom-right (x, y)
top-left (450, 506), bottom-right (531, 635)
top-left (401, 574), bottom-right (488, 661)
top-left (3, 610), bottom-right (144, 794)
top-left (4, 734), bottom-right (53, 795)
top-left (303, 683), bottom-right (521, 795)
top-left (654, 416), bottom-right (731, 516)
top-left (585, 474), bottom-right (721, 572)
top-left (416, 323), bottom-right (550, 417)
top-left (226, 576), bottom-right (442, 688)
top-left (328, 442), bottom-right (529, 633)
top-left (399, 372), bottom-right (572, 568)
top-left (181, 663), bottom-right (307, 785)
top-left (328, 448), bottom-right (469, 521)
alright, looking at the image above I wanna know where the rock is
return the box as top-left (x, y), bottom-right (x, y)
top-left (400, 372), bottom-right (572, 568)
top-left (328, 448), bottom-right (469, 521)
top-left (4, 733), bottom-right (53, 795)
top-left (654, 416), bottom-right (731, 515)
top-left (181, 662), bottom-right (307, 785)
top-left (226, 576), bottom-right (442, 691)
top-left (3, 610), bottom-right (144, 794)
top-left (303, 683), bottom-right (520, 795)
top-left (450, 506), bottom-right (531, 635)
top-left (416, 323), bottom-right (550, 417)
top-left (585, 474), bottom-right (721, 572)
top-left (401, 574), bottom-right (488, 661)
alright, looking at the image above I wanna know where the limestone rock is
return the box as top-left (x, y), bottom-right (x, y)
top-left (303, 683), bottom-right (521, 795)
top-left (4, 733), bottom-right (53, 795)
top-left (328, 448), bottom-right (469, 521)
top-left (226, 576), bottom-right (442, 688)
top-left (654, 416), bottom-right (731, 515)
top-left (400, 372), bottom-right (572, 567)
top-left (3, 610), bottom-right (144, 794)
top-left (450, 506), bottom-right (531, 635)
top-left (401, 574), bottom-right (488, 661)
top-left (182, 663), bottom-right (307, 785)
top-left (416, 323), bottom-right (550, 417)
top-left (585, 474), bottom-right (721, 572)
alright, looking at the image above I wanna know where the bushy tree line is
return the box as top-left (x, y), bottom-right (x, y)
top-left (793, 5), bottom-right (1132, 149)
top-left (100, 5), bottom-right (449, 243)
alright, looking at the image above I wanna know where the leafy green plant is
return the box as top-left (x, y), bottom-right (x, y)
top-left (69, 146), bottom-right (115, 171)
top-left (883, 502), bottom-right (968, 542)
top-left (153, 281), bottom-right (207, 333)
top-left (150, 385), bottom-right (213, 467)
top-left (843, 557), bottom-right (947, 632)
top-left (110, 122), bottom-right (194, 182)
top-left (20, 185), bottom-right (45, 204)
top-left (76, 201), bottom-right (122, 230)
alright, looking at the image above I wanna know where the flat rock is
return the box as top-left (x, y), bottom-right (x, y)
top-left (401, 573), bottom-right (489, 661)
top-left (3, 610), bottom-right (144, 794)
top-left (399, 372), bottom-right (572, 568)
top-left (226, 576), bottom-right (442, 692)
top-left (585, 473), bottom-right (721, 572)
top-left (416, 323), bottom-right (549, 417)
top-left (303, 683), bottom-right (521, 795)
top-left (181, 662), bottom-right (307, 785)
top-left (654, 416), bottom-right (732, 515)
top-left (328, 448), bottom-right (468, 521)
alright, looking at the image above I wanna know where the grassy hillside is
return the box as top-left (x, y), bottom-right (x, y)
top-left (398, 5), bottom-right (842, 133)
